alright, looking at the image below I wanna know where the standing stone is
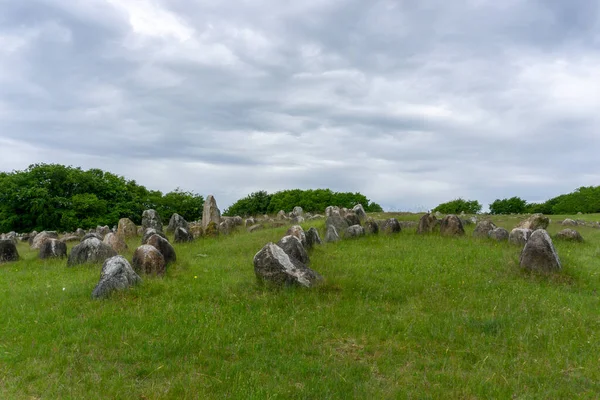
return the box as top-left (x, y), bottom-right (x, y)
top-left (473, 220), bottom-right (497, 238)
top-left (344, 213), bottom-right (361, 227)
top-left (381, 218), bottom-right (401, 234)
top-left (416, 213), bottom-right (438, 234)
top-left (117, 218), bottom-right (137, 238)
top-left (0, 239), bottom-right (19, 262)
top-left (352, 204), bottom-right (367, 222)
top-left (346, 225), bottom-right (365, 238)
top-left (488, 227), bottom-right (509, 241)
top-left (167, 213), bottom-right (189, 234)
top-left (509, 228), bottom-right (532, 246)
top-left (245, 217), bottom-right (256, 227)
top-left (555, 229), bottom-right (584, 242)
top-left (103, 232), bottom-right (128, 253)
top-left (286, 225), bottom-right (307, 247)
top-left (141, 228), bottom-right (167, 245)
top-left (91, 256), bottom-right (141, 299)
top-left (75, 228), bottom-right (86, 238)
top-left (364, 218), bottom-right (379, 235)
top-left (146, 234), bottom-right (177, 265)
top-left (67, 238), bottom-right (118, 267)
top-left (253, 243), bottom-right (322, 288)
top-left (325, 206), bottom-right (341, 217)
top-left (39, 239), bottom-right (67, 259)
top-left (325, 225), bottom-right (340, 243)
top-left (561, 218), bottom-right (577, 226)
top-left (520, 230), bottom-right (561, 272)
top-left (292, 206), bottom-right (304, 218)
top-left (142, 209), bottom-right (163, 232)
top-left (277, 210), bottom-right (286, 220)
top-left (31, 231), bottom-right (59, 250)
top-left (517, 214), bottom-right (549, 231)
top-left (291, 215), bottom-right (305, 224)
top-left (326, 215), bottom-right (349, 237)
top-left (174, 227), bottom-right (194, 243)
top-left (305, 227), bottom-right (322, 249)
top-left (132, 245), bottom-right (166, 276)
top-left (277, 235), bottom-right (310, 265)
top-left (202, 195), bottom-right (221, 231)
top-left (440, 215), bottom-right (465, 237)
top-left (96, 225), bottom-right (111, 237)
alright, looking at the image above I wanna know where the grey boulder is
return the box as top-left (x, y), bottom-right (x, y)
top-left (39, 239), bottom-right (67, 259)
top-left (277, 235), bottom-right (309, 265)
top-left (67, 238), bottom-right (118, 267)
top-left (509, 228), bottom-right (532, 246)
top-left (253, 243), bottom-right (322, 287)
top-left (519, 230), bottom-right (561, 273)
top-left (0, 239), bottom-right (19, 262)
top-left (92, 256), bottom-right (141, 299)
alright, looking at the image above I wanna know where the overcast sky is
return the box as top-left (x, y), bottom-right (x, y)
top-left (1, 0), bottom-right (599, 212)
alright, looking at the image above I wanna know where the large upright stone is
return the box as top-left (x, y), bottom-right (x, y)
top-left (277, 235), bottom-right (309, 265)
top-left (202, 195), bottom-right (221, 231)
top-left (509, 228), bottom-right (532, 246)
top-left (91, 256), bottom-right (141, 299)
top-left (146, 234), bottom-right (177, 265)
top-left (141, 228), bottom-right (167, 245)
top-left (103, 233), bottom-right (128, 253)
top-left (326, 215), bottom-right (349, 237)
top-left (31, 231), bottom-right (59, 250)
top-left (67, 238), bottom-right (117, 267)
top-left (416, 213), bottom-right (438, 234)
top-left (39, 239), bottom-right (67, 259)
top-left (325, 206), bottom-right (341, 217)
top-left (352, 204), bottom-right (367, 222)
top-left (292, 206), bottom-right (304, 218)
top-left (142, 209), bottom-right (163, 232)
top-left (0, 239), bottom-right (19, 262)
top-left (132, 245), bottom-right (166, 276)
top-left (473, 220), bottom-right (497, 238)
top-left (305, 227), bottom-right (322, 249)
top-left (517, 214), bottom-right (549, 231)
top-left (167, 213), bottom-right (189, 234)
top-left (117, 218), bottom-right (137, 238)
top-left (440, 215), bottom-right (465, 236)
top-left (520, 230), bottom-right (561, 272)
top-left (253, 243), bottom-right (322, 287)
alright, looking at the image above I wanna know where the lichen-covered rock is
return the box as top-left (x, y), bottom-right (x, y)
top-left (325, 206), bottom-right (341, 217)
top-left (488, 227), bottom-right (509, 241)
top-left (219, 218), bottom-right (237, 235)
top-left (346, 225), bottom-right (365, 238)
top-left (204, 221), bottom-right (219, 237)
top-left (416, 213), bottom-right (438, 234)
top-left (142, 209), bottom-right (163, 232)
top-left (117, 218), bottom-right (137, 239)
top-left (0, 239), bottom-right (19, 262)
top-left (519, 230), bottom-right (561, 273)
top-left (561, 219), bottom-right (577, 226)
top-left (31, 231), bottom-right (59, 250)
top-left (146, 234), bottom-right (177, 265)
top-left (555, 229), bottom-right (584, 242)
top-left (141, 228), bottom-right (167, 245)
top-left (92, 256), bottom-right (141, 299)
top-left (103, 232), bottom-right (128, 253)
top-left (174, 227), bottom-right (194, 243)
top-left (277, 235), bottom-right (309, 265)
top-left (326, 215), bottom-right (349, 237)
top-left (440, 215), bottom-right (465, 236)
top-left (67, 238), bottom-right (117, 267)
top-left (253, 243), bottom-right (322, 287)
top-left (344, 213), bottom-right (361, 227)
top-left (286, 225), bottom-right (307, 247)
top-left (202, 195), bottom-right (221, 231)
top-left (509, 228), bottom-right (532, 246)
top-left (132, 245), bottom-right (166, 276)
top-left (75, 228), bottom-right (86, 238)
top-left (364, 218), bottom-right (379, 234)
top-left (277, 210), bottom-right (286, 220)
top-left (96, 225), bottom-right (111, 237)
top-left (517, 214), bottom-right (549, 231)
top-left (325, 225), bottom-right (340, 243)
top-left (189, 223), bottom-right (204, 238)
top-left (305, 227), bottom-right (322, 249)
top-left (381, 218), bottom-right (401, 234)
top-left (473, 220), bottom-right (497, 238)
top-left (292, 206), bottom-right (304, 218)
top-left (39, 239), bottom-right (67, 259)
top-left (167, 213), bottom-right (189, 234)
top-left (245, 217), bottom-right (256, 227)
top-left (352, 204), bottom-right (367, 222)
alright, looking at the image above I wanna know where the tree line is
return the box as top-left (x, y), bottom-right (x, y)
top-left (0, 164), bottom-right (204, 233)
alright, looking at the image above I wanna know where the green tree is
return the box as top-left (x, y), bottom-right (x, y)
top-left (489, 197), bottom-right (528, 215)
top-left (433, 198), bottom-right (482, 214)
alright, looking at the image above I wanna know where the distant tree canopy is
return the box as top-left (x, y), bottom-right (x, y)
top-left (526, 186), bottom-right (600, 215)
top-left (0, 164), bottom-right (204, 232)
top-left (432, 198), bottom-right (482, 214)
top-left (489, 196), bottom-right (528, 215)
top-left (223, 189), bottom-right (383, 217)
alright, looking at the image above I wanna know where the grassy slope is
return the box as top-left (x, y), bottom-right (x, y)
top-left (1, 214), bottom-right (600, 399)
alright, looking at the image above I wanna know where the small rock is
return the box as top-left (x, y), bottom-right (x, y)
top-left (146, 234), bottom-right (177, 265)
top-left (92, 256), bottom-right (141, 299)
top-left (509, 228), bottom-right (532, 246)
top-left (174, 227), bottom-right (194, 243)
top-left (517, 214), bottom-right (549, 231)
top-left (488, 227), bottom-right (509, 241)
top-left (286, 225), bottom-right (307, 247)
top-left (381, 218), bottom-right (401, 234)
top-left (346, 225), bottom-right (365, 238)
top-left (253, 243), bottom-right (322, 287)
top-left (417, 213), bottom-right (438, 234)
top-left (555, 229), bottom-right (584, 242)
top-left (519, 229), bottom-right (561, 272)
top-left (325, 225), bottom-right (340, 243)
top-left (132, 245), bottom-right (166, 276)
top-left (473, 220), bottom-right (497, 238)
top-left (440, 215), bottom-right (465, 236)
top-left (305, 227), bottom-right (322, 249)
top-left (364, 218), bottom-right (379, 234)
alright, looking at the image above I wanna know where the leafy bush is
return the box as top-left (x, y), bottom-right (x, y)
top-left (489, 197), bottom-right (528, 215)
top-left (433, 198), bottom-right (481, 214)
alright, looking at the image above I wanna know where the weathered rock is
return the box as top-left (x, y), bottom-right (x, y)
top-left (555, 229), bottom-right (584, 242)
top-left (364, 218), bottom-right (379, 234)
top-left (489, 227), bottom-right (509, 241)
top-left (344, 213), bottom-right (361, 227)
top-left (202, 195), bottom-right (221, 231)
top-left (277, 210), bottom-right (286, 220)
top-left (440, 215), bottom-right (465, 237)
top-left (434, 211), bottom-right (443, 218)
top-left (245, 217), bottom-right (256, 227)
top-left (96, 225), bottom-right (111, 237)
top-left (248, 224), bottom-right (263, 233)
top-left (31, 231), bottom-right (59, 250)
top-left (286, 225), bottom-right (307, 247)
top-left (305, 227), bottom-right (322, 249)
top-left (509, 228), bottom-right (532, 246)
top-left (520, 230), bottom-right (561, 272)
top-left (204, 221), bottom-right (219, 237)
top-left (473, 220), bottom-right (497, 238)
top-left (292, 206), bottom-right (304, 218)
top-left (253, 243), bottom-right (322, 287)
top-left (561, 219), bottom-right (577, 227)
top-left (219, 218), bottom-right (237, 235)
top-left (141, 228), bottom-right (167, 245)
top-left (132, 245), bottom-right (166, 276)
top-left (142, 209), bottom-right (163, 232)
top-left (277, 235), bottom-right (309, 265)
top-left (39, 239), bottom-right (67, 259)
top-left (174, 227), bottom-right (194, 243)
top-left (381, 218), bottom-right (401, 234)
top-left (75, 228), bottom-right (86, 238)
top-left (146, 234), bottom-right (176, 265)
top-left (0, 239), bottom-right (19, 262)
top-left (325, 225), bottom-right (340, 243)
top-left (91, 256), bottom-right (141, 299)
top-left (517, 214), bottom-right (549, 231)
top-left (103, 233), bottom-right (128, 253)
top-left (167, 213), bottom-right (189, 234)
top-left (291, 216), bottom-right (305, 224)
top-left (137, 226), bottom-right (144, 236)
top-left (82, 232), bottom-right (103, 241)
top-left (352, 204), bottom-right (367, 222)
top-left (325, 206), bottom-right (341, 217)
top-left (60, 235), bottom-right (80, 243)
top-left (116, 218), bottom-right (137, 239)
top-left (326, 215), bottom-right (349, 237)
top-left (308, 214), bottom-right (324, 220)
top-left (417, 213), bottom-right (438, 234)
top-left (189, 223), bottom-right (204, 238)
top-left (67, 238), bottom-right (117, 267)
top-left (346, 225), bottom-right (365, 238)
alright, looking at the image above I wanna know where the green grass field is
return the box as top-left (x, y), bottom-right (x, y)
top-left (1, 214), bottom-right (600, 399)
